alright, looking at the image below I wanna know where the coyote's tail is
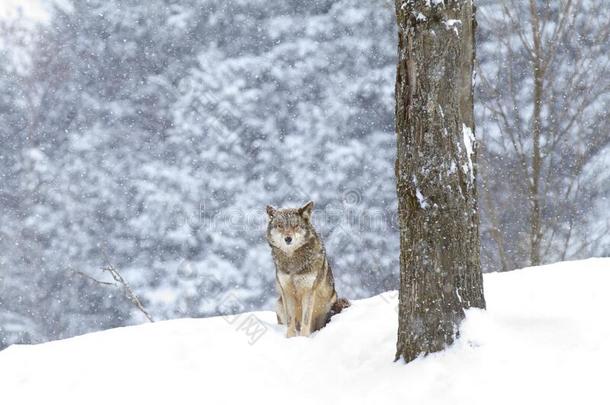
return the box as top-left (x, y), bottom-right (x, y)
top-left (330, 297), bottom-right (351, 316)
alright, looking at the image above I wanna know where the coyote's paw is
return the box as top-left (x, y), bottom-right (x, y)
top-left (286, 326), bottom-right (297, 338)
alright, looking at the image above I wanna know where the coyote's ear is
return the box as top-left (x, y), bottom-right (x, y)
top-left (299, 201), bottom-right (314, 220)
top-left (266, 205), bottom-right (277, 218)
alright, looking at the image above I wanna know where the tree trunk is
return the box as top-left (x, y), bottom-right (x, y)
top-left (528, 0), bottom-right (544, 267)
top-left (394, 0), bottom-right (486, 363)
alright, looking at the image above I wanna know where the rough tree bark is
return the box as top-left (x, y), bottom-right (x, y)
top-left (394, 0), bottom-right (486, 363)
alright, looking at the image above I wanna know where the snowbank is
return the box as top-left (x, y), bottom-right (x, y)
top-left (1, 258), bottom-right (608, 405)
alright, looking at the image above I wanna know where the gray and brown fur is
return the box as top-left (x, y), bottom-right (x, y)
top-left (266, 201), bottom-right (350, 337)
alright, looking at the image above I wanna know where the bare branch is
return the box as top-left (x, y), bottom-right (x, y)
top-left (72, 270), bottom-right (116, 287)
top-left (73, 248), bottom-right (155, 323)
top-left (101, 263), bottom-right (154, 323)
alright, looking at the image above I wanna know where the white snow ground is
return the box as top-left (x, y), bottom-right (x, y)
top-left (1, 258), bottom-right (609, 405)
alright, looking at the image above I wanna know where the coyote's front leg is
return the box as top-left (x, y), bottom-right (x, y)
top-left (300, 293), bottom-right (316, 337)
top-left (283, 292), bottom-right (298, 338)
top-left (276, 295), bottom-right (286, 325)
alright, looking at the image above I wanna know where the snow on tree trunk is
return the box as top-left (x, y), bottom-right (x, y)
top-left (394, 0), bottom-right (486, 363)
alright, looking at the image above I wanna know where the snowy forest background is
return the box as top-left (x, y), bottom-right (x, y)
top-left (0, 0), bottom-right (608, 348)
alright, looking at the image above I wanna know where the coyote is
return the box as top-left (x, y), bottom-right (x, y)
top-left (266, 201), bottom-right (350, 337)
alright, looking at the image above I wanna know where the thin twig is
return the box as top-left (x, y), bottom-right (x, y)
top-left (101, 263), bottom-right (154, 323)
top-left (72, 270), bottom-right (116, 286)
top-left (73, 247), bottom-right (155, 323)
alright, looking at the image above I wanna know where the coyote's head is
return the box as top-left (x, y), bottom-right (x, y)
top-left (266, 201), bottom-right (315, 255)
